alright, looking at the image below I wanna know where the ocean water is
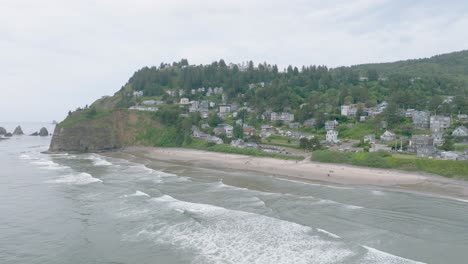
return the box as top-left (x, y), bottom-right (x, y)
top-left (1, 123), bottom-right (468, 264)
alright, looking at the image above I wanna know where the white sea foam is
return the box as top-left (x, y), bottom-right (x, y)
top-left (275, 177), bottom-right (354, 190)
top-left (361, 246), bottom-right (426, 264)
top-left (88, 155), bottom-right (113, 166)
top-left (19, 154), bottom-right (38, 160)
top-left (372, 190), bottom-right (385, 196)
top-left (32, 160), bottom-right (70, 170)
top-left (134, 195), bottom-right (418, 264)
top-left (143, 195), bottom-right (354, 264)
top-left (317, 228), bottom-right (341, 239)
top-left (122, 191), bottom-right (150, 198)
top-left (47, 172), bottom-right (102, 185)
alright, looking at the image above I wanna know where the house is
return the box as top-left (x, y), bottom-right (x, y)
top-left (370, 144), bottom-right (392, 152)
top-left (359, 116), bottom-right (368, 122)
top-left (201, 111), bottom-right (209, 119)
top-left (128, 106), bottom-right (158, 112)
top-left (452, 126), bottom-right (468, 137)
top-left (326, 130), bottom-right (339, 143)
top-left (341, 105), bottom-right (358, 117)
top-left (363, 134), bottom-right (376, 144)
top-left (200, 101), bottom-right (209, 111)
top-left (378, 121), bottom-right (388, 130)
top-left (325, 120), bottom-right (338, 131)
top-left (180, 98), bottom-right (190, 105)
top-left (417, 146), bottom-right (437, 158)
top-left (303, 118), bottom-right (316, 128)
top-left (408, 135), bottom-right (434, 153)
top-left (207, 136), bottom-right (223, 144)
top-left (432, 132), bottom-right (444, 146)
top-left (289, 122), bottom-right (300, 129)
top-left (377, 101), bottom-right (388, 112)
top-left (235, 119), bottom-right (243, 126)
top-left (142, 100), bottom-right (160, 105)
top-left (192, 126), bottom-right (208, 138)
top-left (457, 114), bottom-right (468, 122)
top-left (412, 111), bottom-right (430, 129)
top-left (270, 112), bottom-right (294, 122)
top-left (261, 125), bottom-right (275, 133)
top-left (380, 130), bottom-right (396, 142)
top-left (430, 116), bottom-right (451, 132)
top-left (219, 104), bottom-right (231, 113)
top-left (201, 124), bottom-right (210, 129)
top-left (231, 139), bottom-right (258, 149)
top-left (133, 91), bottom-right (143, 97)
top-left (216, 124), bottom-right (233, 138)
top-left (243, 127), bottom-right (256, 136)
top-left (405, 109), bottom-right (416, 118)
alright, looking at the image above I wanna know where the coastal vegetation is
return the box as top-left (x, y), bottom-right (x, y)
top-left (311, 150), bottom-right (468, 179)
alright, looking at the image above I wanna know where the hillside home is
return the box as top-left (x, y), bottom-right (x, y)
top-left (303, 118), bottom-right (316, 128)
top-left (243, 127), bottom-right (256, 136)
top-left (417, 146), bottom-right (437, 158)
top-left (325, 120), bottom-right (338, 131)
top-left (380, 130), bottom-right (396, 142)
top-left (432, 132), bottom-right (444, 146)
top-left (326, 130), bottom-right (339, 143)
top-left (341, 105), bottom-right (358, 117)
top-left (219, 105), bottom-right (231, 113)
top-left (289, 122), bottom-right (300, 129)
top-left (412, 111), bottom-right (430, 129)
top-left (430, 116), bottom-right (451, 132)
top-left (133, 91), bottom-right (143, 97)
top-left (180, 98), bottom-right (190, 105)
top-left (214, 124), bottom-right (233, 138)
top-left (363, 134), bottom-right (376, 144)
top-left (452, 126), bottom-right (468, 137)
top-left (408, 135), bottom-right (434, 153)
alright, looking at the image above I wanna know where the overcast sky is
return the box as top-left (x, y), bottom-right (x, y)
top-left (1, 0), bottom-right (467, 122)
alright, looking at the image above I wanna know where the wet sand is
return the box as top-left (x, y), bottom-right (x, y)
top-left (111, 146), bottom-right (468, 200)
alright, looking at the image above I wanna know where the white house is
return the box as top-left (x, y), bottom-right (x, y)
top-left (452, 126), bottom-right (468, 137)
top-left (180, 98), bottom-right (190, 105)
top-left (341, 105), bottom-right (358, 117)
top-left (363, 134), bottom-right (376, 144)
top-left (325, 120), bottom-right (338, 131)
top-left (326, 130), bottom-right (339, 143)
top-left (430, 115), bottom-right (451, 132)
top-left (219, 105), bottom-right (231, 113)
top-left (381, 130), bottom-right (396, 142)
top-left (133, 91), bottom-right (143, 97)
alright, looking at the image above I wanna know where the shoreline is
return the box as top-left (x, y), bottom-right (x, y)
top-left (108, 146), bottom-right (468, 200)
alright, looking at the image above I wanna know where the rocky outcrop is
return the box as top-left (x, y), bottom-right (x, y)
top-left (13, 126), bottom-right (24, 135)
top-left (5, 132), bottom-right (12, 137)
top-left (39, 127), bottom-right (49, 136)
top-left (49, 110), bottom-right (158, 152)
top-left (30, 132), bottom-right (39, 136)
top-left (0, 127), bottom-right (6, 136)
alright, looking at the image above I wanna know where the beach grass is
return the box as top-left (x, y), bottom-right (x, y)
top-left (311, 150), bottom-right (468, 179)
top-left (186, 139), bottom-right (305, 161)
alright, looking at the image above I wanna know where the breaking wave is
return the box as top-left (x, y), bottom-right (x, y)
top-left (46, 172), bottom-right (102, 185)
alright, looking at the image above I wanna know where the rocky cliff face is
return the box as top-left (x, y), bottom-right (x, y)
top-left (49, 110), bottom-right (157, 152)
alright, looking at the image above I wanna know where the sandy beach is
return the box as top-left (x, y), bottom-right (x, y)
top-left (111, 146), bottom-right (468, 200)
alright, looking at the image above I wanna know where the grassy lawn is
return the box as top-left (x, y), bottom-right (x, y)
top-left (60, 109), bottom-right (111, 127)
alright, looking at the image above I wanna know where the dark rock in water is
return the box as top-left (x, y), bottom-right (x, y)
top-left (5, 132), bottom-right (13, 137)
top-left (0, 127), bottom-right (6, 135)
top-left (13, 126), bottom-right (24, 135)
top-left (39, 127), bottom-right (49, 137)
top-left (30, 132), bottom-right (39, 136)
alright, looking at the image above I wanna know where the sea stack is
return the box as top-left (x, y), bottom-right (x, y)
top-left (0, 127), bottom-right (6, 136)
top-left (13, 126), bottom-right (24, 135)
top-left (39, 127), bottom-right (49, 137)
